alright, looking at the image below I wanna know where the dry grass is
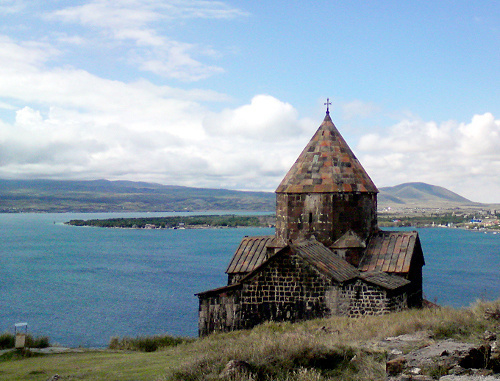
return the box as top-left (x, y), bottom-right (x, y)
top-left (108, 334), bottom-right (193, 352)
top-left (1, 299), bottom-right (499, 381)
top-left (161, 299), bottom-right (500, 380)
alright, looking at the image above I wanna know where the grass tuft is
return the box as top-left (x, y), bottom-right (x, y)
top-left (0, 333), bottom-right (50, 349)
top-left (0, 332), bottom-right (15, 349)
top-left (108, 334), bottom-right (193, 352)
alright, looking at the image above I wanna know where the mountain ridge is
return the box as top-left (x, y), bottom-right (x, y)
top-left (0, 179), bottom-right (491, 213)
top-left (378, 182), bottom-right (478, 207)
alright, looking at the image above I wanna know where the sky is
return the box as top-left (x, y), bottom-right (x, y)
top-left (0, 1), bottom-right (499, 203)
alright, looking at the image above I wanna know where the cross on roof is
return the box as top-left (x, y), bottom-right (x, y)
top-left (324, 98), bottom-right (332, 114)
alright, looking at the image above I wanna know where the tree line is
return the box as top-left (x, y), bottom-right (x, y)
top-left (66, 215), bottom-right (276, 229)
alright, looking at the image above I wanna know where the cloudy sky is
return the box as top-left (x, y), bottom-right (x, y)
top-left (0, 1), bottom-right (499, 203)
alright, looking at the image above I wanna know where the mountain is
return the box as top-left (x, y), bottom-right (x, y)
top-left (378, 182), bottom-right (477, 207)
top-left (0, 179), bottom-right (275, 213)
top-left (0, 179), bottom-right (484, 213)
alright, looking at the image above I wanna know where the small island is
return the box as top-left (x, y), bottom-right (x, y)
top-left (65, 215), bottom-right (276, 229)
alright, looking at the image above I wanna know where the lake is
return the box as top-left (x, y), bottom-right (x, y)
top-left (0, 212), bottom-right (498, 348)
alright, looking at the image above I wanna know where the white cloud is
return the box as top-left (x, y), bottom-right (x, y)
top-left (341, 100), bottom-right (381, 120)
top-left (0, 36), bottom-right (58, 69)
top-left (357, 113), bottom-right (500, 203)
top-left (51, 0), bottom-right (247, 29)
top-left (49, 0), bottom-right (248, 81)
top-left (132, 39), bottom-right (225, 81)
top-left (0, 100), bottom-right (15, 110)
top-left (203, 95), bottom-right (309, 140)
top-left (358, 119), bottom-right (454, 153)
top-left (0, 37), bottom-right (313, 191)
top-left (458, 113), bottom-right (500, 156)
top-left (0, 0), bottom-right (25, 14)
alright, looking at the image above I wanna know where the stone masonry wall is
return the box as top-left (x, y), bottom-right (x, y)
top-left (198, 252), bottom-right (336, 335)
top-left (275, 192), bottom-right (377, 247)
top-left (238, 253), bottom-right (333, 329)
top-left (406, 250), bottom-right (424, 308)
top-left (338, 280), bottom-right (407, 317)
top-left (198, 290), bottom-right (241, 336)
top-left (198, 254), bottom-right (408, 336)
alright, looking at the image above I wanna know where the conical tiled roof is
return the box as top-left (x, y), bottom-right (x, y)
top-left (276, 113), bottom-right (378, 193)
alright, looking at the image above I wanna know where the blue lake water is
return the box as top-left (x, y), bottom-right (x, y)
top-left (0, 212), bottom-right (499, 348)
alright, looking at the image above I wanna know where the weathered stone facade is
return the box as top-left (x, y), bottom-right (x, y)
top-left (197, 110), bottom-right (425, 336)
top-left (338, 280), bottom-right (408, 317)
top-left (198, 244), bottom-right (411, 336)
top-left (275, 192), bottom-right (377, 247)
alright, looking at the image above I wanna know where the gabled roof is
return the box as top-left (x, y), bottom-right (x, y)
top-left (198, 235), bottom-right (417, 299)
top-left (291, 239), bottom-right (359, 283)
top-left (331, 230), bottom-right (366, 249)
top-left (359, 271), bottom-right (410, 290)
top-left (276, 113), bottom-right (378, 194)
top-left (196, 282), bottom-right (242, 297)
top-left (358, 231), bottom-right (423, 274)
top-left (226, 235), bottom-right (275, 274)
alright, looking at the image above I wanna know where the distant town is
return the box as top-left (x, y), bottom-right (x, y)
top-left (65, 207), bottom-right (500, 233)
top-left (378, 206), bottom-right (500, 231)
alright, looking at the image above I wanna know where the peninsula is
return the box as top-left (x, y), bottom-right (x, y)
top-left (65, 214), bottom-right (276, 229)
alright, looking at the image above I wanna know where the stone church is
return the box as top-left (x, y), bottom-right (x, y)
top-left (197, 107), bottom-right (425, 336)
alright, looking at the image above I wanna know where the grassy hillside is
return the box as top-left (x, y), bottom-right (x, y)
top-left (1, 179), bottom-right (490, 213)
top-left (1, 299), bottom-right (498, 380)
top-left (378, 182), bottom-right (479, 207)
top-left (0, 179), bottom-right (275, 212)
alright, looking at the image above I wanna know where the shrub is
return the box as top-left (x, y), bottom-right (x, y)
top-left (108, 334), bottom-right (193, 352)
top-left (0, 333), bottom-right (49, 349)
top-left (0, 332), bottom-right (15, 349)
top-left (26, 335), bottom-right (50, 349)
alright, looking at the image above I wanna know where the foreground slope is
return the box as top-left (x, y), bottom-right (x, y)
top-left (1, 299), bottom-right (498, 380)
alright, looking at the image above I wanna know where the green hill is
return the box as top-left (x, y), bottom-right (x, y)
top-left (0, 179), bottom-right (275, 212)
top-left (378, 182), bottom-right (479, 207)
top-left (0, 179), bottom-right (488, 213)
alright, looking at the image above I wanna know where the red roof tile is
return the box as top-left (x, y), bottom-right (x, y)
top-left (292, 239), bottom-right (359, 283)
top-left (359, 271), bottom-right (410, 290)
top-left (276, 114), bottom-right (378, 194)
top-left (331, 230), bottom-right (366, 249)
top-left (358, 231), bottom-right (422, 274)
top-left (225, 236), bottom-right (275, 274)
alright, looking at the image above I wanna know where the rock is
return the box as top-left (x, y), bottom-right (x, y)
top-left (386, 357), bottom-right (407, 376)
top-left (488, 347), bottom-right (500, 372)
top-left (219, 359), bottom-right (253, 379)
top-left (409, 367), bottom-right (422, 375)
top-left (483, 330), bottom-right (496, 342)
top-left (409, 376), bottom-right (433, 381)
top-left (403, 340), bottom-right (491, 371)
top-left (472, 368), bottom-right (493, 376)
top-left (457, 344), bottom-right (491, 369)
top-left (439, 375), bottom-right (498, 381)
top-left (384, 331), bottom-right (432, 343)
top-left (388, 348), bottom-right (404, 360)
top-left (447, 365), bottom-right (471, 375)
top-left (46, 375), bottom-right (60, 381)
top-left (400, 375), bottom-right (433, 381)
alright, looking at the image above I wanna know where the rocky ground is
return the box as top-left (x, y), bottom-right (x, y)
top-left (382, 330), bottom-right (499, 380)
